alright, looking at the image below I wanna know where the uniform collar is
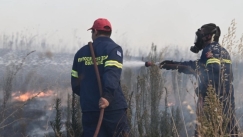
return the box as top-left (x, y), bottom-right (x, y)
top-left (203, 41), bottom-right (217, 49)
top-left (93, 36), bottom-right (113, 44)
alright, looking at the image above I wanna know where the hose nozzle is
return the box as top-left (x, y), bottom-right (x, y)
top-left (145, 61), bottom-right (160, 67)
top-left (145, 61), bottom-right (153, 67)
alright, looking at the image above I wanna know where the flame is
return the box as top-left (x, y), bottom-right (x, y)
top-left (12, 90), bottom-right (55, 102)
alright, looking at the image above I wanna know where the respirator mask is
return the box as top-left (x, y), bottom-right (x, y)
top-left (190, 25), bottom-right (220, 53)
top-left (190, 29), bottom-right (204, 53)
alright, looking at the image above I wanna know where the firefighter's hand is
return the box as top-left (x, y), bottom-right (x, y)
top-left (99, 97), bottom-right (109, 109)
top-left (160, 60), bottom-right (174, 65)
top-left (159, 60), bottom-right (175, 70)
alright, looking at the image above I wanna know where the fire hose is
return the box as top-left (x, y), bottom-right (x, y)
top-left (145, 61), bottom-right (207, 87)
top-left (145, 61), bottom-right (197, 76)
top-left (88, 42), bottom-right (104, 137)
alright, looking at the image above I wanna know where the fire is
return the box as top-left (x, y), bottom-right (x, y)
top-left (13, 92), bottom-right (32, 102)
top-left (12, 90), bottom-right (55, 102)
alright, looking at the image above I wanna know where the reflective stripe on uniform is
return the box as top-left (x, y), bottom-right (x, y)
top-left (71, 70), bottom-right (78, 78)
top-left (222, 59), bottom-right (231, 64)
top-left (206, 58), bottom-right (231, 66)
top-left (206, 58), bottom-right (221, 66)
top-left (104, 60), bottom-right (122, 68)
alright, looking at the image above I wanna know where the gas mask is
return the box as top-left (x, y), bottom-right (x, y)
top-left (190, 25), bottom-right (220, 53)
top-left (190, 29), bottom-right (204, 53)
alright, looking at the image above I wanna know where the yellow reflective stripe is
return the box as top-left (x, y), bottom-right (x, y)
top-left (71, 70), bottom-right (78, 78)
top-left (222, 59), bottom-right (231, 64)
top-left (206, 58), bottom-right (232, 66)
top-left (206, 58), bottom-right (221, 66)
top-left (104, 60), bottom-right (122, 68)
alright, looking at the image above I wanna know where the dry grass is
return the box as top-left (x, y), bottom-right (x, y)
top-left (1, 19), bottom-right (243, 137)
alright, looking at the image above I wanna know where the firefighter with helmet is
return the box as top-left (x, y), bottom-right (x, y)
top-left (160, 23), bottom-right (238, 136)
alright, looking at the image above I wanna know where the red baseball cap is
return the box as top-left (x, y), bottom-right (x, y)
top-left (88, 18), bottom-right (112, 31)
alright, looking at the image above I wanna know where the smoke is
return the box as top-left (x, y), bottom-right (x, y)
top-left (0, 32), bottom-right (243, 136)
top-left (123, 60), bottom-right (145, 68)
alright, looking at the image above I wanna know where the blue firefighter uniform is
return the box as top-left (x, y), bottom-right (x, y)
top-left (71, 37), bottom-right (128, 137)
top-left (176, 41), bottom-right (238, 136)
top-left (180, 42), bottom-right (234, 98)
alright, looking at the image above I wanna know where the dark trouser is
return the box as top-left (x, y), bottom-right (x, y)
top-left (82, 109), bottom-right (129, 137)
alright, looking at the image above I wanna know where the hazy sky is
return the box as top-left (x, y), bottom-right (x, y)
top-left (1, 0), bottom-right (243, 53)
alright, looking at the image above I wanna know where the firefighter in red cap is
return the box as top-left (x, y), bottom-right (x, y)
top-left (71, 18), bottom-right (129, 137)
top-left (160, 23), bottom-right (238, 136)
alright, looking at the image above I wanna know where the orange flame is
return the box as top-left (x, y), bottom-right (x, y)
top-left (12, 90), bottom-right (55, 102)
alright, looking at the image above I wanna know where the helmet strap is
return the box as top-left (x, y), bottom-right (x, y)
top-left (210, 34), bottom-right (215, 43)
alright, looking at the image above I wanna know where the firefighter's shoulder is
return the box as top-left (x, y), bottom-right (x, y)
top-left (75, 44), bottom-right (89, 56)
top-left (211, 42), bottom-right (231, 59)
top-left (207, 42), bottom-right (221, 59)
top-left (105, 42), bottom-right (123, 56)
